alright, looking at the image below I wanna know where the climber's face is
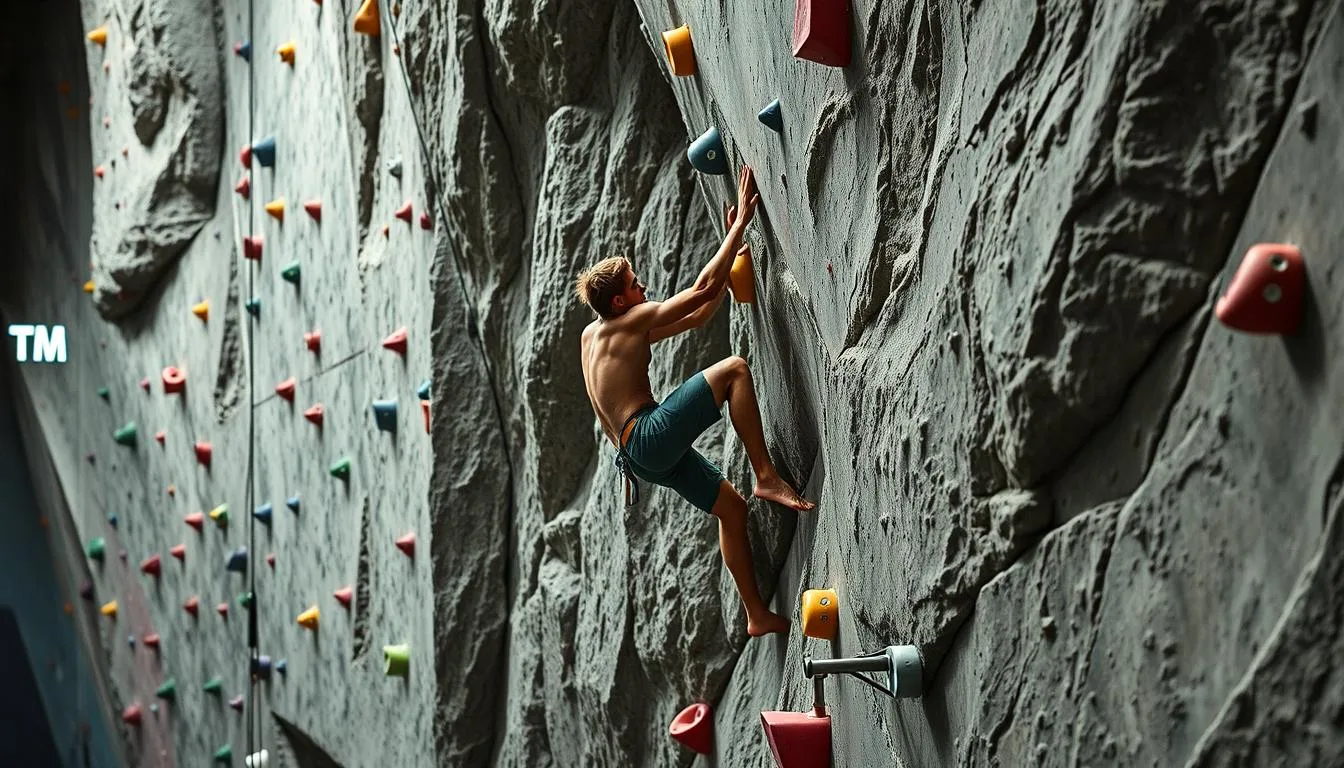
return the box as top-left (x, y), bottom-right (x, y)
top-left (613, 266), bottom-right (647, 314)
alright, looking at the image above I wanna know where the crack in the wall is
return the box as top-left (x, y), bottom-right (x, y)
top-left (213, 250), bottom-right (242, 424)
top-left (351, 495), bottom-right (372, 663)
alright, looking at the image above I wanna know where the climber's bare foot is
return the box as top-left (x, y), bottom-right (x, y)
top-left (754, 475), bottom-right (816, 511)
top-left (747, 611), bottom-right (791, 637)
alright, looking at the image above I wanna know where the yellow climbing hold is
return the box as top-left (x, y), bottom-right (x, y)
top-left (191, 300), bottom-right (210, 321)
top-left (83, 280), bottom-right (95, 294)
top-left (276, 41), bottom-right (297, 65)
top-left (296, 605), bottom-right (319, 630)
top-left (265, 198), bottom-right (286, 223)
top-left (100, 600), bottom-right (118, 618)
top-left (728, 244), bottom-right (756, 304)
top-left (87, 26), bottom-right (108, 47)
top-left (353, 0), bottom-right (381, 36)
top-left (800, 588), bottom-right (839, 640)
top-left (661, 25), bottom-right (696, 77)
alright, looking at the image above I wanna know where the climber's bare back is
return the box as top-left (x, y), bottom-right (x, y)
top-left (581, 308), bottom-right (662, 447)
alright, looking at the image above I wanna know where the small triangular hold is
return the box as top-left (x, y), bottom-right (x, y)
top-left (419, 211), bottom-right (432, 230)
top-left (275, 378), bottom-right (296, 400)
top-left (265, 198), bottom-right (286, 222)
top-left (757, 98), bottom-right (783, 133)
top-left (229, 695), bottom-right (244, 712)
top-left (139, 377), bottom-right (151, 392)
top-left (303, 199), bottom-right (322, 221)
top-left (372, 399), bottom-right (398, 432)
top-left (276, 40), bottom-right (297, 65)
top-left (214, 744), bottom-right (234, 763)
top-left (216, 602), bottom-right (230, 618)
top-left (354, 0), bottom-right (381, 36)
top-left (192, 299), bottom-right (210, 321)
top-left (209, 504), bottom-right (230, 527)
top-left (254, 503), bottom-right (273, 525)
top-left (303, 403), bottom-right (325, 426)
top-left (252, 136), bottom-right (277, 168)
top-left (143, 633), bottom-right (161, 650)
top-left (108, 512), bottom-right (119, 528)
top-left (329, 457), bottom-right (351, 480)
top-left (86, 538), bottom-right (106, 561)
top-left (87, 26), bottom-right (109, 46)
top-left (417, 378), bottom-right (431, 400)
top-left (238, 591), bottom-right (254, 610)
top-left (381, 224), bottom-right (390, 238)
top-left (333, 587), bottom-right (353, 608)
top-left (243, 235), bottom-right (263, 261)
top-left (140, 554), bottom-right (162, 578)
top-left (239, 143), bottom-right (252, 168)
top-left (234, 40), bottom-right (252, 61)
top-left (266, 553), bottom-right (276, 568)
top-left (226, 547), bottom-right (248, 573)
top-left (276, 659), bottom-right (288, 675)
top-left (387, 158), bottom-right (402, 177)
top-left (395, 201), bottom-right (413, 223)
top-left (184, 596), bottom-right (200, 616)
top-left (113, 422), bottom-right (137, 446)
top-left (304, 330), bottom-right (322, 353)
top-left (296, 605), bottom-right (319, 630)
top-left (382, 326), bottom-right (408, 354)
top-left (234, 175), bottom-right (250, 199)
top-left (127, 634), bottom-right (137, 649)
top-left (194, 441), bottom-right (213, 468)
top-left (245, 298), bottom-right (261, 317)
top-left (121, 704), bottom-right (142, 726)
top-left (79, 581), bottom-right (94, 600)
top-left (83, 279), bottom-right (95, 294)
top-left (203, 676), bottom-right (223, 695)
top-left (281, 261), bottom-right (301, 284)
top-left (165, 483), bottom-right (175, 495)
top-left (170, 543), bottom-right (186, 561)
top-left (155, 678), bottom-right (177, 701)
top-left (97, 386), bottom-right (109, 400)
top-left (395, 532), bottom-right (415, 557)
top-left (184, 512), bottom-right (205, 531)
top-left (94, 165), bottom-right (105, 179)
top-left (286, 495), bottom-right (301, 513)
top-left (100, 600), bottom-right (118, 619)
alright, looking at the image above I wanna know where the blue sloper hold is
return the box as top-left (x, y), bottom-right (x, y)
top-left (226, 547), bottom-right (248, 573)
top-left (416, 378), bottom-right (431, 401)
top-left (254, 503), bottom-right (273, 525)
top-left (275, 659), bottom-right (287, 675)
top-left (687, 127), bottom-right (728, 175)
top-left (758, 99), bottom-right (783, 132)
top-left (234, 40), bottom-right (252, 61)
top-left (252, 136), bottom-right (277, 168)
top-left (107, 513), bottom-right (118, 528)
top-left (245, 298), bottom-right (261, 317)
top-left (372, 399), bottom-right (398, 432)
top-left (285, 496), bottom-right (300, 513)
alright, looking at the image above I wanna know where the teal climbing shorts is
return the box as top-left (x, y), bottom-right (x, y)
top-left (620, 372), bottom-right (725, 513)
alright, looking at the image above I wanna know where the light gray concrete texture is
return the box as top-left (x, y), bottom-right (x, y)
top-left (5, 0), bottom-right (1344, 766)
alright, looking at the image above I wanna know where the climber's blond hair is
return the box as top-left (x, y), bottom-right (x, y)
top-left (575, 256), bottom-right (631, 319)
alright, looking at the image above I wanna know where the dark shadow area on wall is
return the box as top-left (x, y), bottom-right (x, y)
top-left (0, 608), bottom-right (64, 766)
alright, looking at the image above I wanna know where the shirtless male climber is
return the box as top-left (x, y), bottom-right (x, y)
top-left (576, 165), bottom-right (815, 638)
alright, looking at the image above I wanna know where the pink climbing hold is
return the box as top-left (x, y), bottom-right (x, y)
top-left (194, 441), bottom-right (213, 468)
top-left (183, 596), bottom-right (200, 617)
top-left (266, 553), bottom-right (276, 569)
top-left (140, 554), bottom-right (162, 578)
top-left (333, 586), bottom-right (353, 608)
top-left (303, 199), bottom-right (322, 221)
top-left (140, 377), bottom-right (151, 392)
top-left (240, 144), bottom-right (252, 168)
top-left (382, 327), bottom-right (408, 355)
top-left (243, 235), bottom-right (263, 261)
top-left (304, 330), bottom-right (322, 353)
top-left (170, 543), bottom-right (186, 561)
top-left (184, 512), bottom-right (205, 531)
top-left (155, 430), bottom-right (167, 445)
top-left (670, 702), bottom-right (713, 755)
top-left (121, 146), bottom-right (129, 157)
top-left (143, 633), bottom-right (161, 650)
top-left (94, 165), bottom-right (105, 179)
top-left (122, 704), bottom-right (143, 726)
top-left (162, 366), bottom-right (187, 394)
top-left (275, 377), bottom-right (297, 401)
top-left (216, 602), bottom-right (230, 618)
top-left (235, 176), bottom-right (251, 199)
top-left (229, 695), bottom-right (244, 712)
top-left (395, 201), bottom-right (413, 223)
top-left (419, 211), bottom-right (432, 230)
top-left (395, 532), bottom-right (415, 558)
top-left (303, 403), bottom-right (325, 426)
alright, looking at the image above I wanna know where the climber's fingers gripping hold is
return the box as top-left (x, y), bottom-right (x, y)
top-left (736, 165), bottom-right (760, 228)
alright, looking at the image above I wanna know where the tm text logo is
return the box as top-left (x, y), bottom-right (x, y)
top-left (8, 324), bottom-right (67, 363)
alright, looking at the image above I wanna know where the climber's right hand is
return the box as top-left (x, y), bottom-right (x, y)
top-left (735, 165), bottom-right (760, 229)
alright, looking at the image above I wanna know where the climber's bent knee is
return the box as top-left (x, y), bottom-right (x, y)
top-left (709, 479), bottom-right (746, 521)
top-left (703, 355), bottom-right (749, 406)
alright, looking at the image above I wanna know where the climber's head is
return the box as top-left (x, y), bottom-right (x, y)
top-left (575, 256), bottom-right (646, 318)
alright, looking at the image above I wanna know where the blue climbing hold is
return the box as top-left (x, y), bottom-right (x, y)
top-left (758, 99), bottom-right (783, 133)
top-left (127, 634), bottom-right (136, 648)
top-left (226, 547), bottom-right (248, 573)
top-left (285, 496), bottom-right (300, 513)
top-left (372, 399), bottom-right (398, 432)
top-left (245, 298), bottom-right (261, 317)
top-left (254, 503), bottom-right (273, 525)
top-left (687, 127), bottom-right (728, 175)
top-left (252, 136), bottom-right (277, 168)
top-left (416, 379), bottom-right (431, 401)
top-left (234, 40), bottom-right (252, 61)
top-left (107, 513), bottom-right (118, 528)
top-left (275, 659), bottom-right (287, 675)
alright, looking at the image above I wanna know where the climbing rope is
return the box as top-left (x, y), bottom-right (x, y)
top-left (244, 0), bottom-right (260, 757)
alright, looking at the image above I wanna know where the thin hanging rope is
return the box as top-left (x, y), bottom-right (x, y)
top-left (244, 0), bottom-right (259, 758)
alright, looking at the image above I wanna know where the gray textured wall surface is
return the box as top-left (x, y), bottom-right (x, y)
top-left (3, 0), bottom-right (1343, 765)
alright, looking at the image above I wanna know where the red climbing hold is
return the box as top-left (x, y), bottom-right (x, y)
top-left (395, 201), bottom-right (414, 223)
top-left (243, 235), bottom-right (263, 261)
top-left (792, 0), bottom-right (852, 67)
top-left (421, 400), bottom-right (431, 433)
top-left (333, 586), bottom-right (353, 608)
top-left (670, 702), bottom-right (713, 755)
top-left (382, 327), bottom-right (408, 355)
top-left (304, 330), bottom-right (322, 353)
top-left (240, 144), bottom-right (252, 168)
top-left (419, 211), bottom-right (432, 230)
top-left (155, 430), bottom-right (167, 445)
top-left (122, 704), bottom-right (142, 726)
top-left (162, 366), bottom-right (187, 394)
top-left (235, 176), bottom-right (250, 199)
top-left (304, 199), bottom-right (322, 222)
top-left (1215, 243), bottom-right (1305, 335)
top-left (140, 377), bottom-right (151, 393)
top-left (303, 403), bottom-right (325, 426)
top-left (183, 596), bottom-right (200, 617)
top-left (266, 553), bottom-right (276, 569)
top-left (194, 441), bottom-right (213, 468)
top-left (184, 512), bottom-right (205, 531)
top-left (94, 165), bottom-right (105, 179)
top-left (275, 377), bottom-right (297, 401)
top-left (170, 544), bottom-right (186, 561)
top-left (143, 633), bottom-right (160, 649)
top-left (140, 554), bottom-right (162, 578)
top-left (216, 602), bottom-right (230, 618)
top-left (395, 532), bottom-right (415, 558)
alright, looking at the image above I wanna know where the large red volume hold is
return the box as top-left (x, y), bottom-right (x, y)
top-left (792, 0), bottom-right (851, 67)
top-left (669, 702), bottom-right (713, 755)
top-left (1215, 243), bottom-right (1305, 335)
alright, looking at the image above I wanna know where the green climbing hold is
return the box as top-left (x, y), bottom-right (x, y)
top-left (238, 591), bottom-right (254, 610)
top-left (203, 676), bottom-right (223, 694)
top-left (245, 298), bottom-right (261, 317)
top-left (329, 457), bottom-right (351, 480)
top-left (214, 745), bottom-right (233, 763)
top-left (383, 644), bottom-right (410, 677)
top-left (97, 386), bottom-right (109, 400)
top-left (155, 677), bottom-right (177, 701)
top-left (281, 261), bottom-right (301, 284)
top-left (86, 538), bottom-right (106, 561)
top-left (113, 422), bottom-right (137, 446)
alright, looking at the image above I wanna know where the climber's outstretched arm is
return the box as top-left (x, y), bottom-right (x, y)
top-left (648, 281), bottom-right (728, 344)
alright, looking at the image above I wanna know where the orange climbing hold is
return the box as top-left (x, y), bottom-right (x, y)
top-left (170, 544), bottom-right (186, 561)
top-left (395, 532), bottom-right (416, 558)
top-left (87, 26), bottom-right (109, 46)
top-left (275, 377), bottom-right (296, 401)
top-left (297, 605), bottom-right (319, 630)
top-left (333, 587), bottom-right (353, 608)
top-left (303, 199), bottom-right (322, 222)
top-left (162, 366), bottom-right (187, 394)
top-left (382, 327), bottom-right (408, 355)
top-left (183, 596), bottom-right (200, 616)
top-left (276, 41), bottom-right (297, 65)
top-left (729, 245), bottom-right (756, 303)
top-left (243, 235), bottom-right (263, 261)
top-left (83, 280), bottom-right (95, 294)
top-left (100, 600), bottom-right (118, 619)
top-left (234, 176), bottom-right (250, 199)
top-left (184, 512), bottom-right (205, 531)
top-left (265, 198), bottom-right (286, 222)
top-left (353, 0), bottom-right (381, 36)
top-left (1215, 243), bottom-right (1306, 335)
top-left (661, 25), bottom-right (696, 77)
top-left (801, 589), bottom-right (838, 640)
top-left (191, 300), bottom-right (210, 321)
top-left (303, 403), bottom-right (325, 426)
top-left (140, 554), bottom-right (162, 578)
top-left (304, 330), bottom-right (322, 353)
top-left (395, 201), bottom-right (414, 223)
